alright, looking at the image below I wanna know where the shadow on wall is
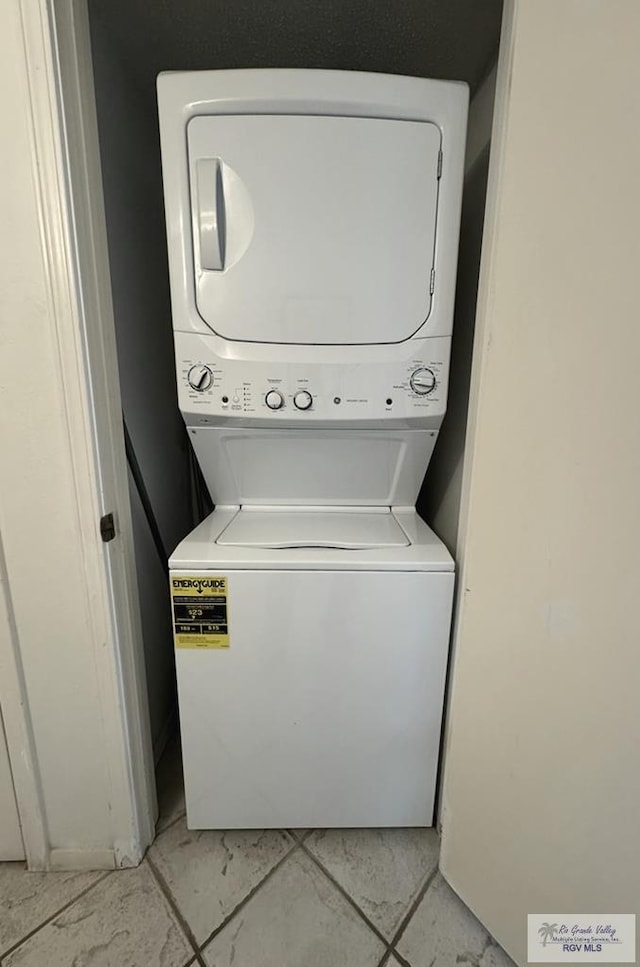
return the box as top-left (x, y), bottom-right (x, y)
top-left (86, 0), bottom-right (503, 102)
top-left (419, 145), bottom-right (491, 555)
top-left (90, 23), bottom-right (196, 756)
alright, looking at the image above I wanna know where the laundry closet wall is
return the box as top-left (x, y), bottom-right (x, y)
top-left (440, 1), bottom-right (640, 959)
top-left (89, 19), bottom-right (194, 755)
top-left (420, 68), bottom-right (496, 553)
top-left (86, 0), bottom-right (503, 759)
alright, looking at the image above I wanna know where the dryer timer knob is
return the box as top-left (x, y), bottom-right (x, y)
top-left (293, 390), bottom-right (313, 411)
top-left (410, 367), bottom-right (436, 396)
top-left (188, 364), bottom-right (213, 392)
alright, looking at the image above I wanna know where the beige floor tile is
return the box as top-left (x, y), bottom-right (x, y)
top-left (396, 873), bottom-right (515, 967)
top-left (156, 731), bottom-right (186, 833)
top-left (202, 850), bottom-right (385, 967)
top-left (306, 827), bottom-right (439, 939)
top-left (149, 818), bottom-right (293, 943)
top-left (3, 862), bottom-right (193, 967)
top-left (0, 863), bottom-right (101, 955)
top-left (479, 941), bottom-right (517, 967)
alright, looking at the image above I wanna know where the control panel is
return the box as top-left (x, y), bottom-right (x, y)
top-left (175, 333), bottom-right (451, 424)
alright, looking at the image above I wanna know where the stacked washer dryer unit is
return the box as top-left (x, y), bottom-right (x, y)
top-left (158, 69), bottom-right (468, 829)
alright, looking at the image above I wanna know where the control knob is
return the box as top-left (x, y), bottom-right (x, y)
top-left (187, 364), bottom-right (213, 392)
top-left (265, 390), bottom-right (285, 410)
top-left (293, 390), bottom-right (313, 411)
top-left (410, 367), bottom-right (436, 396)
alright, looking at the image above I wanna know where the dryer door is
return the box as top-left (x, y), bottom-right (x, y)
top-left (187, 114), bottom-right (441, 345)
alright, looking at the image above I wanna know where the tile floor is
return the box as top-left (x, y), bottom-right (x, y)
top-left (0, 735), bottom-right (516, 967)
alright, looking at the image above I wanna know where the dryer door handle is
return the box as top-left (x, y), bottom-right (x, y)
top-left (196, 158), bottom-right (225, 271)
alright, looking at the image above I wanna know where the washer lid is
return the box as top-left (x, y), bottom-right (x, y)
top-left (187, 114), bottom-right (441, 345)
top-left (216, 509), bottom-right (410, 549)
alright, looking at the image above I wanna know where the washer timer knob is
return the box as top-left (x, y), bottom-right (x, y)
top-left (293, 390), bottom-right (313, 411)
top-left (410, 367), bottom-right (437, 396)
top-left (187, 364), bottom-right (213, 392)
top-left (265, 390), bottom-right (285, 410)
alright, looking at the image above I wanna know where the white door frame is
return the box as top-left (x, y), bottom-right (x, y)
top-left (0, 0), bottom-right (156, 869)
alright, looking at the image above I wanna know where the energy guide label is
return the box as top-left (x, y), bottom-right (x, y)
top-left (171, 575), bottom-right (230, 648)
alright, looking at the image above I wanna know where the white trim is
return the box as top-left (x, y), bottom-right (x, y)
top-left (0, 0), bottom-right (156, 868)
top-left (48, 0), bottom-right (157, 864)
top-left (438, 0), bottom-right (517, 834)
top-left (453, 4), bottom-right (518, 566)
top-left (49, 848), bottom-right (117, 872)
top-left (0, 533), bottom-right (48, 868)
top-left (0, 709), bottom-right (25, 861)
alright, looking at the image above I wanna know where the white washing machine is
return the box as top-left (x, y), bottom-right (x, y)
top-left (158, 69), bottom-right (468, 828)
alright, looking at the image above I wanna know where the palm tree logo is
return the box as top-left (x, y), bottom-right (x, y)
top-left (538, 923), bottom-right (559, 946)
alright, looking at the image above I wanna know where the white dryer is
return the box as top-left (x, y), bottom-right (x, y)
top-left (158, 69), bottom-right (468, 828)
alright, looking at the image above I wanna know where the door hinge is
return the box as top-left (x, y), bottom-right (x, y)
top-left (430, 268), bottom-right (435, 294)
top-left (100, 512), bottom-right (116, 543)
top-left (437, 149), bottom-right (443, 179)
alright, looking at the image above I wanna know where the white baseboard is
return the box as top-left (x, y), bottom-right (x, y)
top-left (48, 847), bottom-right (116, 871)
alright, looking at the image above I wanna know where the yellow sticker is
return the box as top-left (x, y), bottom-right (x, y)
top-left (171, 575), bottom-right (230, 649)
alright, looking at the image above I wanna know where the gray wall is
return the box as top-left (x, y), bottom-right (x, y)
top-left (420, 150), bottom-right (490, 551)
top-left (90, 24), bottom-right (194, 755)
top-left (87, 0), bottom-right (502, 106)
top-left (420, 71), bottom-right (496, 553)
